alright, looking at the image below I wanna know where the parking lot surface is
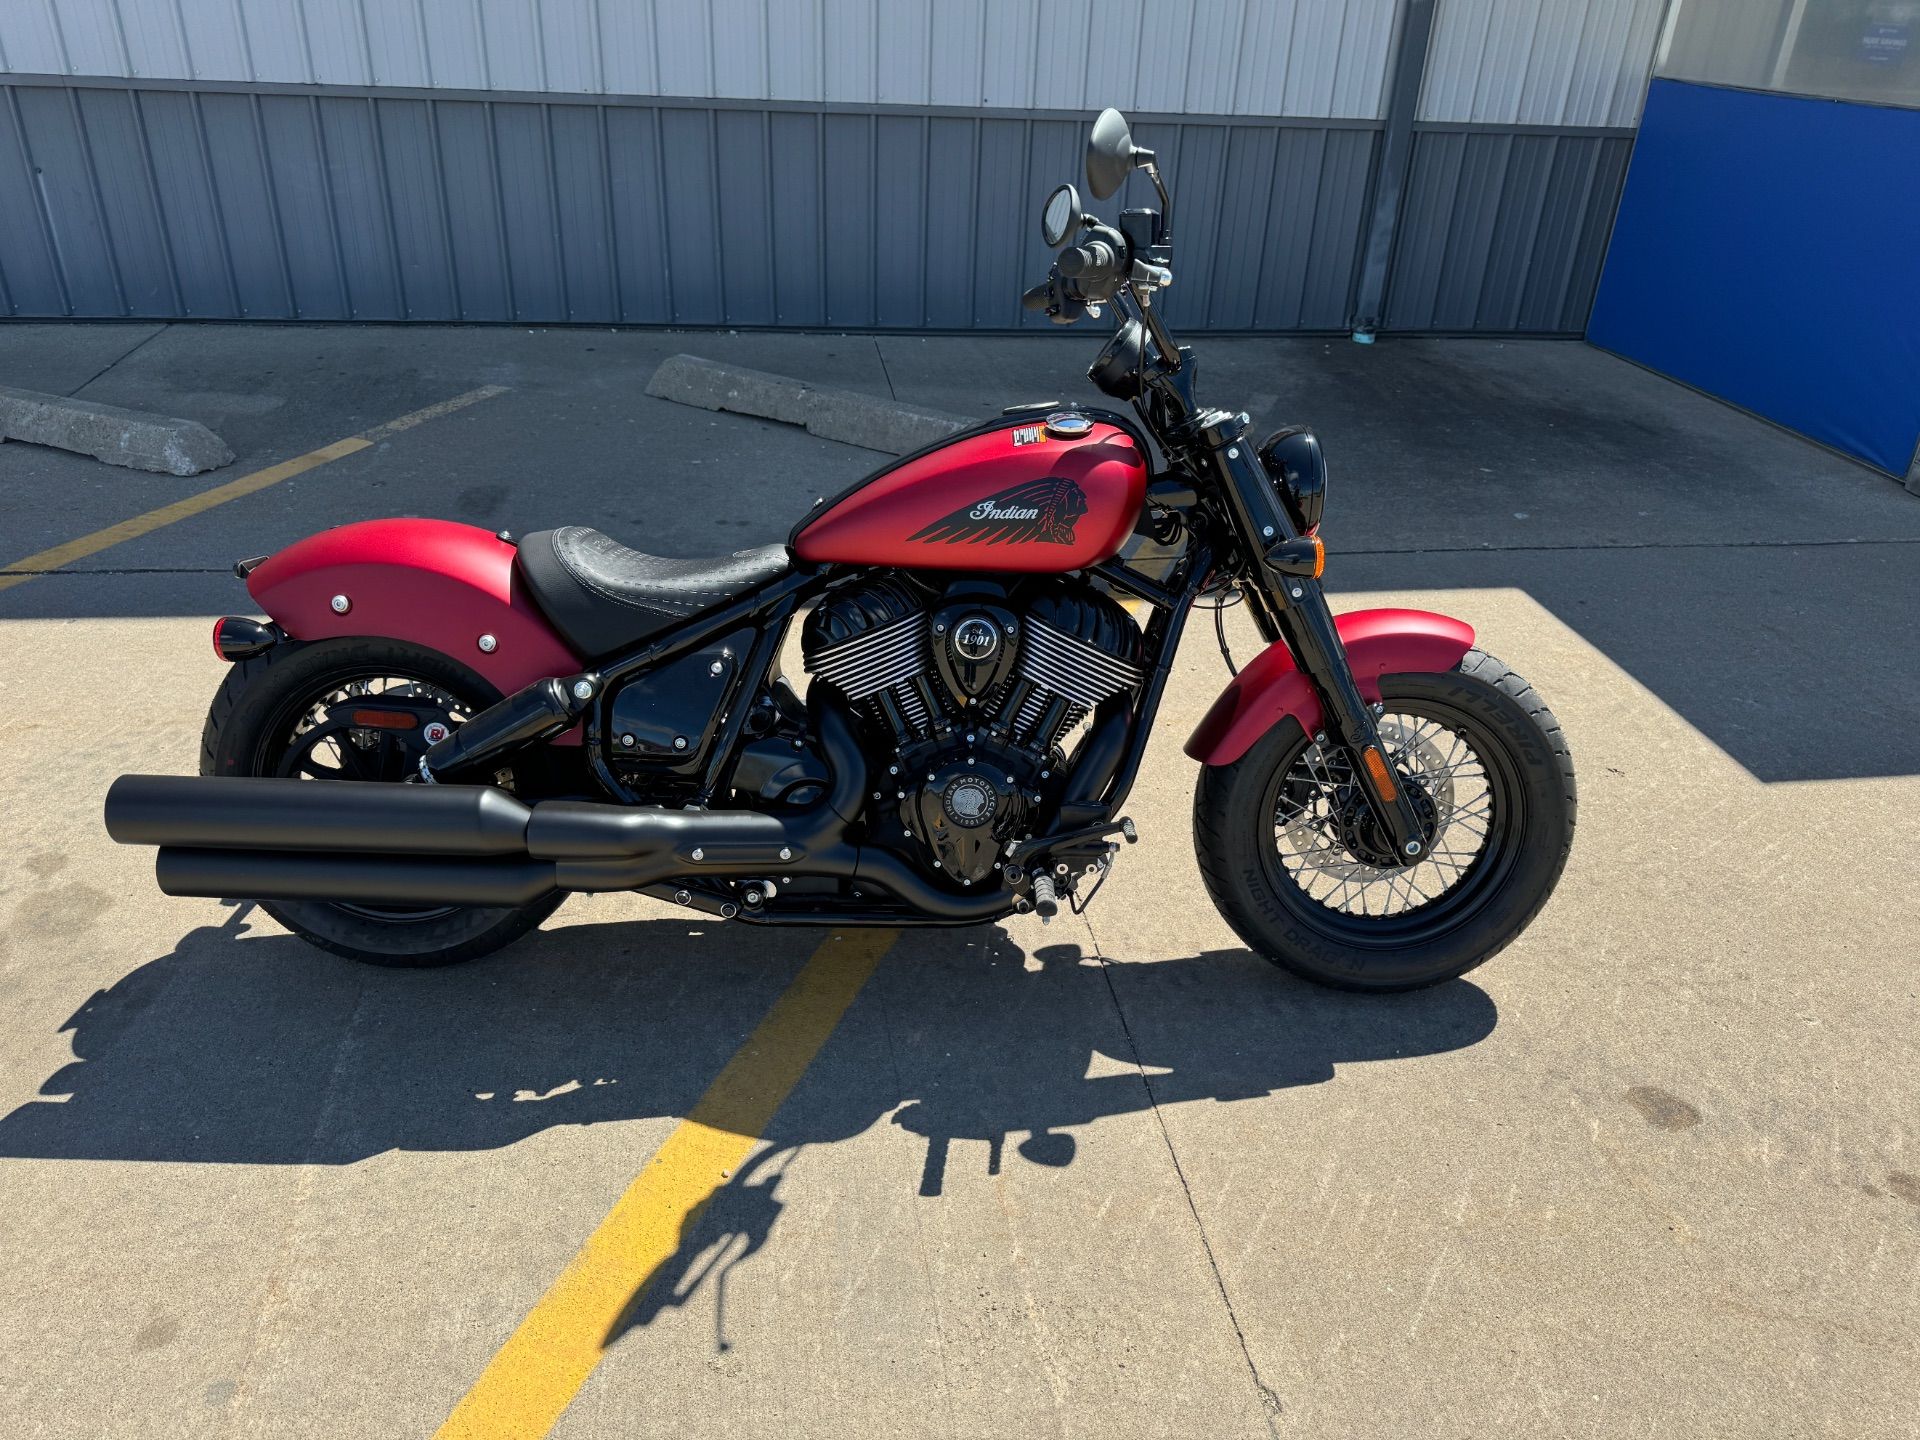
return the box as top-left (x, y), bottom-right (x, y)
top-left (1, 324), bottom-right (1916, 1438)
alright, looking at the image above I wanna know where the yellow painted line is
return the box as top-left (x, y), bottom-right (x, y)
top-left (433, 928), bottom-right (897, 1440)
top-left (0, 384), bottom-right (509, 593)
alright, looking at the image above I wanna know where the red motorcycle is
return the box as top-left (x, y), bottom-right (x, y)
top-left (105, 110), bottom-right (1574, 992)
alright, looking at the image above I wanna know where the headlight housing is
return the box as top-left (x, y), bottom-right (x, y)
top-left (1257, 426), bottom-right (1326, 536)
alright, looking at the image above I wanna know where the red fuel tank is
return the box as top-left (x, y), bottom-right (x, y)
top-left (791, 413), bottom-right (1148, 572)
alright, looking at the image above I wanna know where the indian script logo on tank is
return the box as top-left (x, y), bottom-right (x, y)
top-left (907, 478), bottom-right (1088, 546)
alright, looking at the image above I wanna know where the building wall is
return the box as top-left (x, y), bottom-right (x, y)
top-left (0, 0), bottom-right (1662, 333)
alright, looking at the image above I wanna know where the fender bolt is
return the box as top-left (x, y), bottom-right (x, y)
top-left (476, 633), bottom-right (497, 653)
top-left (330, 594), bottom-right (350, 614)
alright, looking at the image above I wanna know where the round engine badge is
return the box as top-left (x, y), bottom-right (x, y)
top-left (1045, 411), bottom-right (1094, 438)
top-left (951, 615), bottom-right (1000, 662)
top-left (942, 775), bottom-right (997, 828)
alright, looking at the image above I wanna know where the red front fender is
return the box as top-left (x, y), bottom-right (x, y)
top-left (1185, 608), bottom-right (1476, 766)
top-left (246, 519), bottom-right (581, 695)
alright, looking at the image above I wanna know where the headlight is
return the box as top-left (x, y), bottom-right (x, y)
top-left (1257, 426), bottom-right (1326, 535)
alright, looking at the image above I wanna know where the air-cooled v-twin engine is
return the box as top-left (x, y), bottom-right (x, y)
top-left (802, 576), bottom-right (1142, 885)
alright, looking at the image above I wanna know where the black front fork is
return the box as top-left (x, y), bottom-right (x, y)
top-left (1199, 411), bottom-right (1433, 863)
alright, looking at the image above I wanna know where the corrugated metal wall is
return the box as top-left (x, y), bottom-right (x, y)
top-left (0, 0), bottom-right (1399, 115)
top-left (0, 0), bottom-right (1664, 335)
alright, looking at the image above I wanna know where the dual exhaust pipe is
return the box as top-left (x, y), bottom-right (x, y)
top-left (103, 700), bottom-right (1004, 921)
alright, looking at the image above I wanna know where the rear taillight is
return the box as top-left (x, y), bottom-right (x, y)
top-left (212, 616), bottom-right (279, 662)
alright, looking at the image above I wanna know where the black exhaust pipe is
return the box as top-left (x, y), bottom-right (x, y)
top-left (108, 696), bottom-right (882, 910)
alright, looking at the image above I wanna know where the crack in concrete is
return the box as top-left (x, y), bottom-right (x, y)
top-left (1082, 914), bottom-right (1287, 1434)
top-left (65, 324), bottom-right (170, 399)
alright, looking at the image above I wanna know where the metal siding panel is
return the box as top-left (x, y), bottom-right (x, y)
top-left (981, 0), bottom-right (1039, 109)
top-left (875, 113), bottom-right (925, 326)
top-left (1133, 0), bottom-right (1193, 111)
top-left (0, 90), bottom-right (68, 312)
top-left (129, 89), bottom-right (235, 316)
top-left (1383, 129), bottom-right (1462, 328)
top-left (198, 90), bottom-right (294, 316)
top-left (1146, 120), bottom-right (1227, 330)
top-left (825, 111), bottom-right (879, 326)
top-left (1558, 133), bottom-right (1628, 330)
top-left (1016, 115), bottom-right (1077, 329)
top-left (432, 99), bottom-right (510, 318)
top-left (176, 0), bottom-right (251, 81)
top-left (658, 106), bottom-right (721, 323)
top-left (711, 0), bottom-right (767, 97)
top-left (258, 94), bottom-right (345, 317)
top-left (477, 0), bottom-right (542, 91)
top-left (419, 0), bottom-right (491, 90)
top-left (237, 0), bottom-right (311, 83)
top-left (118, 2), bottom-right (192, 79)
top-left (1658, 0), bottom-right (1794, 88)
top-left (539, 0), bottom-right (601, 94)
top-left (970, 115), bottom-right (1024, 326)
top-left (372, 96), bottom-right (458, 319)
top-left (0, 7), bottom-right (71, 74)
top-left (655, 1), bottom-right (712, 96)
top-left (315, 95), bottom-right (401, 317)
top-left (1034, 0), bottom-right (1092, 111)
top-left (1208, 124), bottom-right (1279, 329)
top-left (50, 0), bottom-right (123, 75)
top-left (874, 1), bottom-right (927, 105)
top-left (1516, 131), bottom-right (1595, 330)
top-left (1335, 0), bottom-right (1396, 119)
top-left (488, 102), bottom-right (562, 320)
top-left (821, 0), bottom-right (874, 103)
top-left (604, 104), bottom-right (669, 322)
top-left (549, 103), bottom-right (614, 320)
top-left (302, 0), bottom-right (370, 85)
top-left (14, 86), bottom-right (122, 312)
top-left (928, 0), bottom-right (983, 108)
top-left (922, 116), bottom-right (974, 326)
top-left (1083, 0), bottom-right (1142, 114)
top-left (713, 108), bottom-right (773, 322)
top-left (1472, 131), bottom-right (1553, 329)
top-left (1432, 132), bottom-right (1509, 325)
top-left (767, 0), bottom-right (823, 101)
top-left (599, 0), bottom-right (656, 94)
top-left (1300, 126), bottom-right (1373, 326)
top-left (767, 109), bottom-right (824, 324)
top-left (1421, 0), bottom-right (1663, 125)
top-left (74, 86), bottom-right (175, 314)
top-left (363, 4), bottom-right (431, 88)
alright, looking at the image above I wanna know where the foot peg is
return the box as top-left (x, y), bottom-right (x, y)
top-left (1031, 873), bottom-right (1060, 920)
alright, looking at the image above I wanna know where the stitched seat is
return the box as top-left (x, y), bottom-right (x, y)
top-left (515, 526), bottom-right (792, 659)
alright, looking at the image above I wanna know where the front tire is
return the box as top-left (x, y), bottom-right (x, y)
top-left (201, 636), bottom-right (563, 967)
top-left (1193, 649), bottom-right (1575, 992)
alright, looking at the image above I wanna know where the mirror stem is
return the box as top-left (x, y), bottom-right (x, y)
top-left (1139, 158), bottom-right (1173, 236)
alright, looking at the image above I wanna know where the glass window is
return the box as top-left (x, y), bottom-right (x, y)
top-left (1657, 0), bottom-right (1920, 108)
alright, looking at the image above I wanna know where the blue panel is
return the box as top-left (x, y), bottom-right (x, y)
top-left (1589, 79), bottom-right (1920, 476)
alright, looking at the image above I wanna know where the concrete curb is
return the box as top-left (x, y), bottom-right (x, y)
top-left (0, 385), bottom-right (234, 476)
top-left (645, 354), bottom-right (968, 455)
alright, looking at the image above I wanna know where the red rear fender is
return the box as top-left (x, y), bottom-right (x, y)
top-left (245, 519), bottom-right (581, 696)
top-left (1185, 608), bottom-right (1476, 766)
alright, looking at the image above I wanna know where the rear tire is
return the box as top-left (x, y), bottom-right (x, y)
top-left (1193, 649), bottom-right (1574, 992)
top-left (200, 636), bottom-right (563, 967)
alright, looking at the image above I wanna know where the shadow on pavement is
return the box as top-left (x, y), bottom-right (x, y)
top-left (0, 907), bottom-right (1496, 1351)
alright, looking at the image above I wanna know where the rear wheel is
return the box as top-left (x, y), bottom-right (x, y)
top-left (200, 636), bottom-right (563, 966)
top-left (1193, 649), bottom-right (1574, 992)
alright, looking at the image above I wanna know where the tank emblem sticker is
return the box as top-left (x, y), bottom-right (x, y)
top-left (908, 477), bottom-right (1088, 546)
top-left (1011, 425), bottom-right (1047, 445)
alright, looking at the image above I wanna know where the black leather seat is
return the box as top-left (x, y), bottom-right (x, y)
top-left (515, 526), bottom-right (791, 658)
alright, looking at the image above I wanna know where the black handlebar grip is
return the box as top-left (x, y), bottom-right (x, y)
top-left (1057, 240), bottom-right (1116, 281)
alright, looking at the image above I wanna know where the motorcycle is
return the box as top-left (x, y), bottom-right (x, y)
top-left (104, 109), bottom-right (1574, 992)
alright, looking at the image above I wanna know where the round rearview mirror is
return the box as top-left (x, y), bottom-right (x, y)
top-left (1086, 108), bottom-right (1137, 200)
top-left (1040, 183), bottom-right (1082, 249)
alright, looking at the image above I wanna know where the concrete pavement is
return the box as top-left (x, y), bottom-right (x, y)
top-left (0, 324), bottom-right (1915, 1438)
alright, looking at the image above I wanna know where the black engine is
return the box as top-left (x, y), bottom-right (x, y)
top-left (803, 576), bottom-right (1143, 886)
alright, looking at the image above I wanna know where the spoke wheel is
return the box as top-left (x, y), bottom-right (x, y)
top-left (1267, 705), bottom-right (1515, 939)
top-left (1193, 649), bottom-right (1575, 992)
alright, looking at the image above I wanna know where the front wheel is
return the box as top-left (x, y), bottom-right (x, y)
top-left (1193, 649), bottom-right (1575, 992)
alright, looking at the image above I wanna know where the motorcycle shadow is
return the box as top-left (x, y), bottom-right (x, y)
top-left (0, 902), bottom-right (1497, 1345)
